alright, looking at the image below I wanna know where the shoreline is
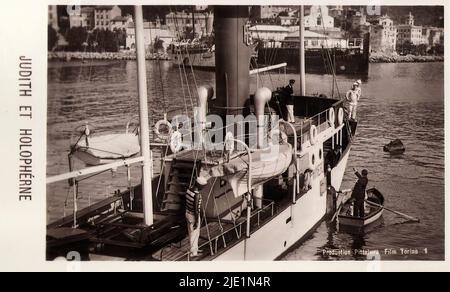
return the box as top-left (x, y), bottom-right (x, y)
top-left (48, 51), bottom-right (172, 61)
top-left (48, 51), bottom-right (444, 64)
top-left (369, 53), bottom-right (444, 63)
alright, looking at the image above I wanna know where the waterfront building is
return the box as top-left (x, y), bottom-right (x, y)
top-left (396, 12), bottom-right (425, 46)
top-left (283, 29), bottom-right (349, 49)
top-left (329, 5), bottom-right (344, 18)
top-left (421, 27), bottom-right (444, 48)
top-left (94, 5), bottom-right (122, 30)
top-left (69, 7), bottom-right (95, 30)
top-left (369, 15), bottom-right (397, 53)
top-left (126, 22), bottom-right (175, 52)
top-left (110, 15), bottom-right (133, 31)
top-left (165, 11), bottom-right (213, 39)
top-left (351, 8), bottom-right (370, 33)
top-left (48, 5), bottom-right (59, 31)
top-left (304, 6), bottom-right (334, 30)
top-left (253, 6), bottom-right (291, 19)
top-left (278, 16), bottom-right (298, 26)
top-left (249, 25), bottom-right (293, 48)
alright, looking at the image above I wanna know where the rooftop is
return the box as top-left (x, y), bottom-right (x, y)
top-left (112, 16), bottom-right (130, 22)
top-left (285, 29), bottom-right (345, 39)
top-left (94, 6), bottom-right (116, 11)
top-left (249, 25), bottom-right (291, 32)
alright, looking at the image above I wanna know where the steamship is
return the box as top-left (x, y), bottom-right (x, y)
top-left (46, 6), bottom-right (357, 261)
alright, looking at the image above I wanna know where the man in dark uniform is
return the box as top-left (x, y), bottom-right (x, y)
top-left (185, 177), bottom-right (206, 257)
top-left (284, 79), bottom-right (295, 122)
top-left (351, 168), bottom-right (368, 218)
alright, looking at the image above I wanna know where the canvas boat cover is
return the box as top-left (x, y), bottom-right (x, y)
top-left (204, 143), bottom-right (293, 197)
top-left (74, 133), bottom-right (140, 159)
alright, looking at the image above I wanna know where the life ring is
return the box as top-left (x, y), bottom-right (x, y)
top-left (328, 108), bottom-right (335, 127)
top-left (338, 108), bottom-right (344, 126)
top-left (155, 119), bottom-right (173, 140)
top-left (170, 131), bottom-right (183, 153)
top-left (309, 125), bottom-right (317, 145)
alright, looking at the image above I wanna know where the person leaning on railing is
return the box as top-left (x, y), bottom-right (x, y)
top-left (345, 82), bottom-right (360, 121)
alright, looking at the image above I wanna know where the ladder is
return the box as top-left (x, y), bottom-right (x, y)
top-left (160, 159), bottom-right (198, 213)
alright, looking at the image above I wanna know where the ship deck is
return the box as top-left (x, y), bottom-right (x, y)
top-left (152, 200), bottom-right (277, 261)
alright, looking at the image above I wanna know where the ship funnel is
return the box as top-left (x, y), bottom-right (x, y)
top-left (214, 6), bottom-right (252, 115)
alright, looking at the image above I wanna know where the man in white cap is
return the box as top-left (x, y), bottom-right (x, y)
top-left (345, 82), bottom-right (359, 121)
top-left (356, 79), bottom-right (362, 100)
top-left (185, 176), bottom-right (207, 258)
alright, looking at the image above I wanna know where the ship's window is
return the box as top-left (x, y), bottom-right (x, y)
top-left (220, 179), bottom-right (227, 187)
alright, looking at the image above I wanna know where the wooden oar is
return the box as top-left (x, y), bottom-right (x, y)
top-left (330, 204), bottom-right (343, 222)
top-left (330, 190), bottom-right (351, 222)
top-left (365, 200), bottom-right (420, 223)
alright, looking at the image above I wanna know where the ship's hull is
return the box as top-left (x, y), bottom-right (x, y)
top-left (172, 48), bottom-right (369, 75)
top-left (257, 48), bottom-right (369, 75)
top-left (212, 147), bottom-right (351, 261)
top-left (171, 51), bottom-right (215, 71)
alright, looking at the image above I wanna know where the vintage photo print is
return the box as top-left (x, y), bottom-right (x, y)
top-left (0, 0), bottom-right (448, 272)
top-left (45, 2), bottom-right (445, 263)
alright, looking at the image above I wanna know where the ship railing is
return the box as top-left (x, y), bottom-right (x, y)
top-left (181, 199), bottom-right (275, 261)
top-left (298, 107), bottom-right (334, 146)
top-left (47, 155), bottom-right (149, 228)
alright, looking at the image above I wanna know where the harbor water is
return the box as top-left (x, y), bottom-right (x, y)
top-left (47, 60), bottom-right (444, 260)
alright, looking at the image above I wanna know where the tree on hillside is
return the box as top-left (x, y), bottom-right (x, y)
top-left (154, 38), bottom-right (165, 53)
top-left (66, 27), bottom-right (88, 51)
top-left (48, 25), bottom-right (58, 51)
top-left (415, 44), bottom-right (428, 56)
top-left (397, 40), bottom-right (414, 55)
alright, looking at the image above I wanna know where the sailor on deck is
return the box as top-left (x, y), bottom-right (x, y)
top-left (346, 82), bottom-right (360, 121)
top-left (356, 79), bottom-right (362, 98)
top-left (284, 79), bottom-right (296, 123)
top-left (351, 168), bottom-right (368, 218)
top-left (185, 177), bottom-right (206, 257)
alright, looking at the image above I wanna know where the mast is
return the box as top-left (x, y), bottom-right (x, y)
top-left (192, 6), bottom-right (195, 40)
top-left (134, 6), bottom-right (153, 226)
top-left (299, 6), bottom-right (306, 96)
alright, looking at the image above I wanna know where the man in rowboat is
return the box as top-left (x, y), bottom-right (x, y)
top-left (351, 168), bottom-right (369, 218)
top-left (185, 177), bottom-right (207, 258)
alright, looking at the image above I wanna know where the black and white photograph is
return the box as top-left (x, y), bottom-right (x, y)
top-left (43, 3), bottom-right (446, 263)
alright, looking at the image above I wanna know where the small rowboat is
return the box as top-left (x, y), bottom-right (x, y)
top-left (338, 188), bottom-right (385, 228)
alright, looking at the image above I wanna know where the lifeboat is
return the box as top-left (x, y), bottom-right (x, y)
top-left (71, 132), bottom-right (140, 166)
top-left (205, 143), bottom-right (293, 197)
